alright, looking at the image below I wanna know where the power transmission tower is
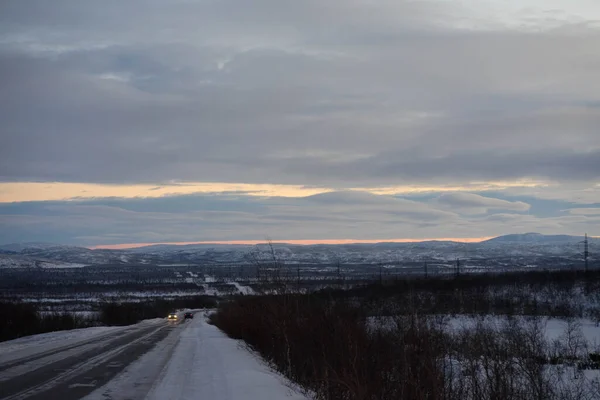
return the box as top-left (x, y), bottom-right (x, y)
top-left (584, 233), bottom-right (589, 272)
top-left (578, 233), bottom-right (590, 272)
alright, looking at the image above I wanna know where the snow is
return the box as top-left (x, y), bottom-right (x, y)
top-left (147, 314), bottom-right (308, 400)
top-left (0, 318), bottom-right (164, 366)
top-left (369, 315), bottom-right (600, 350)
top-left (230, 281), bottom-right (255, 295)
top-left (40, 262), bottom-right (86, 268)
top-left (37, 310), bottom-right (100, 319)
top-left (0, 254), bottom-right (86, 269)
top-left (447, 316), bottom-right (600, 345)
top-left (82, 324), bottom-right (183, 400)
top-left (0, 326), bottom-right (121, 359)
top-left (85, 313), bottom-right (310, 400)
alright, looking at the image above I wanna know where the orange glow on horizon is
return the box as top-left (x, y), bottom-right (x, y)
top-left (91, 237), bottom-right (494, 250)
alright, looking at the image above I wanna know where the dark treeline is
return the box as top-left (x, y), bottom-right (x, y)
top-left (0, 295), bottom-right (217, 342)
top-left (312, 269), bottom-right (600, 319)
top-left (0, 302), bottom-right (98, 342)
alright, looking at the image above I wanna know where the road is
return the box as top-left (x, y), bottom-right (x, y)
top-left (0, 312), bottom-right (308, 400)
top-left (0, 317), bottom-right (184, 400)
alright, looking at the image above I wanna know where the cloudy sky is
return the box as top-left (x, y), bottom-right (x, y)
top-left (0, 0), bottom-right (599, 247)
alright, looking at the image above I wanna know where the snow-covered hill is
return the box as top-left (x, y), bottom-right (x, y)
top-left (0, 254), bottom-right (86, 269)
top-left (0, 233), bottom-right (596, 268)
top-left (482, 233), bottom-right (586, 244)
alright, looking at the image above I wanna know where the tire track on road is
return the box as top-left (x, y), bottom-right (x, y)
top-left (0, 323), bottom-right (175, 400)
top-left (0, 326), bottom-right (140, 373)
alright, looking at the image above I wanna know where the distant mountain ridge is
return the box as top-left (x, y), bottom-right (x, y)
top-left (1, 233), bottom-right (597, 253)
top-left (0, 233), bottom-right (596, 269)
top-left (0, 242), bottom-right (64, 252)
top-left (482, 233), bottom-right (589, 244)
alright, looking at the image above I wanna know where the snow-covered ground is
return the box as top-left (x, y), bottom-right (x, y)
top-left (230, 281), bottom-right (255, 295)
top-left (368, 315), bottom-right (600, 352)
top-left (0, 254), bottom-right (86, 269)
top-left (447, 316), bottom-right (600, 345)
top-left (84, 312), bottom-right (309, 400)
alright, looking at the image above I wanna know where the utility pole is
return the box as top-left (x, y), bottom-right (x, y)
top-left (424, 262), bottom-right (428, 278)
top-left (456, 258), bottom-right (460, 278)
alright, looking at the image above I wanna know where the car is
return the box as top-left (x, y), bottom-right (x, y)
top-left (184, 312), bottom-right (194, 319)
top-left (167, 313), bottom-right (178, 321)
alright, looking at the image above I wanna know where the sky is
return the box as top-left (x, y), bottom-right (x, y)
top-left (0, 0), bottom-right (599, 247)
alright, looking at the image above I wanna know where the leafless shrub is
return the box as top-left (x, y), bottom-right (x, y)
top-left (211, 269), bottom-right (600, 400)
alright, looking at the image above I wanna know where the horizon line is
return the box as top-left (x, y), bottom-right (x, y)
top-left (91, 237), bottom-right (496, 250)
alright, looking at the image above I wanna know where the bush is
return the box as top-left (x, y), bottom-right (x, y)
top-left (211, 291), bottom-right (600, 400)
top-left (210, 295), bottom-right (448, 399)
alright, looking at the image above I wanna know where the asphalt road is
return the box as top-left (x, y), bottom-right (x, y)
top-left (0, 319), bottom-right (187, 400)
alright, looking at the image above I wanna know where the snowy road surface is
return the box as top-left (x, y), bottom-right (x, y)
top-left (0, 312), bottom-right (309, 400)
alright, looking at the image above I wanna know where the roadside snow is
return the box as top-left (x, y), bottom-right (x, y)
top-left (85, 313), bottom-right (310, 400)
top-left (147, 315), bottom-right (308, 400)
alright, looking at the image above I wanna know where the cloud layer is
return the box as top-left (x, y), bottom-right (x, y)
top-left (0, 0), bottom-right (599, 243)
top-left (0, 191), bottom-right (597, 246)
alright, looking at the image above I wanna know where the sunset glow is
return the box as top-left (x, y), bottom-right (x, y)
top-left (92, 237), bottom-right (494, 250)
top-left (0, 180), bottom-right (547, 203)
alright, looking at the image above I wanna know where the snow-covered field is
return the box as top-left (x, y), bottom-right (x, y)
top-left (368, 315), bottom-right (600, 345)
top-left (448, 316), bottom-right (600, 345)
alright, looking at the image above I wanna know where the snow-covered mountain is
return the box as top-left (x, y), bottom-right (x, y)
top-left (0, 233), bottom-right (596, 268)
top-left (482, 233), bottom-right (586, 244)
